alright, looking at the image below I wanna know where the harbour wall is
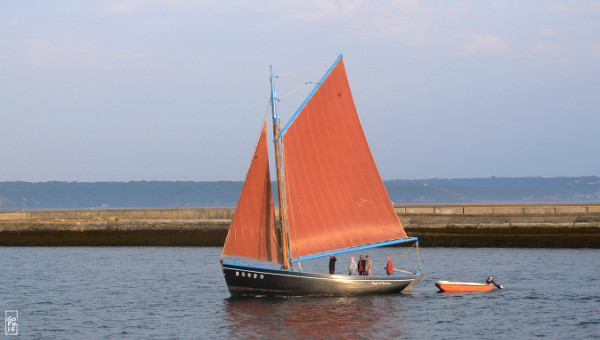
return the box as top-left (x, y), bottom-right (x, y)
top-left (395, 204), bottom-right (600, 248)
top-left (1, 204), bottom-right (599, 247)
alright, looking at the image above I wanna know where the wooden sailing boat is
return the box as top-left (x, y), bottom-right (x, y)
top-left (220, 55), bottom-right (423, 296)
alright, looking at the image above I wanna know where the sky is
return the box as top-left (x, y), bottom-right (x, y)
top-left (1, 1), bottom-right (599, 182)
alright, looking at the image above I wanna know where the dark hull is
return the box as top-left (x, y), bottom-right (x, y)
top-left (222, 262), bottom-right (423, 296)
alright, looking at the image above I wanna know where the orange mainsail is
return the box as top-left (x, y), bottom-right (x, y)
top-left (281, 56), bottom-right (407, 259)
top-left (221, 121), bottom-right (282, 264)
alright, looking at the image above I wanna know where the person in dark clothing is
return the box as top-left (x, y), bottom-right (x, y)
top-left (358, 255), bottom-right (366, 275)
top-left (329, 254), bottom-right (337, 274)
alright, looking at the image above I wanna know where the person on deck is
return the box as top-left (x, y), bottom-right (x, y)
top-left (365, 255), bottom-right (372, 275)
top-left (385, 256), bottom-right (394, 276)
top-left (358, 255), bottom-right (366, 275)
top-left (348, 256), bottom-right (356, 275)
top-left (329, 254), bottom-right (337, 274)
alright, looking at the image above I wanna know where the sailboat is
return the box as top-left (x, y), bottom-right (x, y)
top-left (220, 55), bottom-right (423, 296)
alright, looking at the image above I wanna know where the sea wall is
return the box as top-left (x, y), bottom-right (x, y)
top-left (1, 204), bottom-right (599, 247)
top-left (0, 207), bottom-right (235, 221)
top-left (396, 204), bottom-right (600, 247)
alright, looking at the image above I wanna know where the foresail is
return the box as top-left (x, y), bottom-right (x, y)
top-left (281, 56), bottom-right (407, 259)
top-left (221, 120), bottom-right (282, 264)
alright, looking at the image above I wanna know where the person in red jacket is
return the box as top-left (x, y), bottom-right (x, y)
top-left (385, 256), bottom-right (394, 276)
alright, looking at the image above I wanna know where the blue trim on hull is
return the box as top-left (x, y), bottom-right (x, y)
top-left (223, 261), bottom-right (421, 278)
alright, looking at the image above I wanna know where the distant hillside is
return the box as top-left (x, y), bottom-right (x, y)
top-left (0, 181), bottom-right (242, 210)
top-left (1, 177), bottom-right (599, 211)
top-left (385, 177), bottom-right (600, 204)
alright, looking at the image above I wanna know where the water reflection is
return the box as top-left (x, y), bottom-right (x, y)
top-left (224, 295), bottom-right (408, 338)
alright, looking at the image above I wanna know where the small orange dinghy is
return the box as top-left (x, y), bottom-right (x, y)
top-left (435, 277), bottom-right (503, 293)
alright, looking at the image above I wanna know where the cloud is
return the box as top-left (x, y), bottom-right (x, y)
top-left (459, 33), bottom-right (512, 57)
top-left (103, 1), bottom-right (142, 14)
top-left (532, 41), bottom-right (555, 55)
top-left (249, 0), bottom-right (439, 45)
top-left (549, 3), bottom-right (600, 14)
top-left (490, 1), bottom-right (505, 10)
top-left (276, 0), bottom-right (362, 23)
top-left (102, 0), bottom-right (209, 14)
top-left (591, 41), bottom-right (600, 57)
top-left (539, 27), bottom-right (557, 37)
top-left (101, 1), bottom-right (441, 51)
top-left (370, 3), bottom-right (437, 44)
top-left (548, 4), bottom-right (572, 13)
top-left (18, 38), bottom-right (152, 74)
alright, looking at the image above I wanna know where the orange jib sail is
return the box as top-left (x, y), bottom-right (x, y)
top-left (281, 56), bottom-right (406, 259)
top-left (221, 120), bottom-right (282, 264)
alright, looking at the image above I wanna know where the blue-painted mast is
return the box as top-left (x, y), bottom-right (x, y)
top-left (270, 65), bottom-right (292, 270)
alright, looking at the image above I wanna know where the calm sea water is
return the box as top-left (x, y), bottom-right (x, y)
top-left (1, 247), bottom-right (598, 339)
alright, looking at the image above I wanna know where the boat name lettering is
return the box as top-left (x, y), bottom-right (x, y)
top-left (235, 271), bottom-right (264, 280)
top-left (371, 281), bottom-right (392, 286)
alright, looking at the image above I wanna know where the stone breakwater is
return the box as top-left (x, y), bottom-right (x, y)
top-left (396, 204), bottom-right (600, 248)
top-left (1, 205), bottom-right (599, 247)
top-left (0, 208), bottom-right (232, 246)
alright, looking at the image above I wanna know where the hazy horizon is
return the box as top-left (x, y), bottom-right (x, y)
top-left (1, 175), bottom-right (599, 184)
top-left (2, 177), bottom-right (598, 211)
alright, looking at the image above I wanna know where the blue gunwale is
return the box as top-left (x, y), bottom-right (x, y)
top-left (222, 260), bottom-right (421, 277)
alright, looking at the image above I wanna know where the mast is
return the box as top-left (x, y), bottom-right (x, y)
top-left (270, 65), bottom-right (292, 270)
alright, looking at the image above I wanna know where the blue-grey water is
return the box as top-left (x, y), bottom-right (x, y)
top-left (1, 247), bottom-right (598, 339)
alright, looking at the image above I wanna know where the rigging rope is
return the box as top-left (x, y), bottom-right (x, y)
top-left (276, 62), bottom-right (328, 101)
top-left (277, 62), bottom-right (330, 78)
top-left (263, 99), bottom-right (271, 122)
top-left (278, 83), bottom-right (313, 100)
top-left (395, 242), bottom-right (417, 263)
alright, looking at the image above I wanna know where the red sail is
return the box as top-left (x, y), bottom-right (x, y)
top-left (221, 121), bottom-right (282, 263)
top-left (282, 57), bottom-right (406, 259)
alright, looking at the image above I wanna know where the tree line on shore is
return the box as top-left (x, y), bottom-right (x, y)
top-left (0, 176), bottom-right (598, 211)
